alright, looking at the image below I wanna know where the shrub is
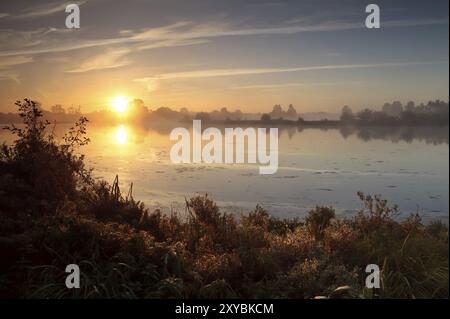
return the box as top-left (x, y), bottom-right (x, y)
top-left (306, 206), bottom-right (335, 241)
top-left (185, 195), bottom-right (237, 252)
top-left (0, 99), bottom-right (90, 213)
top-left (80, 175), bottom-right (146, 225)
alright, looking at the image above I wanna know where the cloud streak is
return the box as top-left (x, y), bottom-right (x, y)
top-left (66, 49), bottom-right (131, 73)
top-left (9, 0), bottom-right (88, 19)
top-left (0, 18), bottom-right (447, 58)
top-left (228, 81), bottom-right (360, 90)
top-left (134, 61), bottom-right (448, 82)
top-left (133, 61), bottom-right (449, 93)
top-left (0, 71), bottom-right (20, 83)
top-left (0, 56), bottom-right (33, 82)
top-left (0, 56), bottom-right (33, 69)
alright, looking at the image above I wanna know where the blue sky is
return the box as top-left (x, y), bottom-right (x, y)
top-left (0, 0), bottom-right (448, 113)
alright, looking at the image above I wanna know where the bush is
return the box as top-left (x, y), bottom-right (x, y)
top-left (0, 99), bottom-right (90, 213)
top-left (306, 206), bottom-right (335, 241)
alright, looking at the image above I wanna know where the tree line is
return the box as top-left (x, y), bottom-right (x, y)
top-left (340, 100), bottom-right (449, 126)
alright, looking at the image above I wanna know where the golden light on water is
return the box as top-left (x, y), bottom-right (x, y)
top-left (114, 125), bottom-right (128, 144)
top-left (111, 96), bottom-right (129, 114)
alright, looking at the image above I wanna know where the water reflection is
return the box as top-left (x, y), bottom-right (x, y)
top-left (0, 122), bottom-right (447, 220)
top-left (339, 126), bottom-right (449, 145)
top-left (114, 125), bottom-right (128, 145)
top-left (87, 123), bottom-right (448, 222)
top-left (2, 122), bottom-right (446, 146)
top-left (111, 125), bottom-right (148, 146)
top-left (110, 122), bottom-right (449, 146)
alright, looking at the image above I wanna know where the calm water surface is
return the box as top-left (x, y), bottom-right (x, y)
top-left (2, 124), bottom-right (448, 222)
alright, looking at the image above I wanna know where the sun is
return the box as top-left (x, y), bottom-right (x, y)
top-left (111, 96), bottom-right (129, 114)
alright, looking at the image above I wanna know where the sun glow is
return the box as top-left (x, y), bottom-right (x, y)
top-left (115, 125), bottom-right (128, 144)
top-left (111, 96), bottom-right (129, 113)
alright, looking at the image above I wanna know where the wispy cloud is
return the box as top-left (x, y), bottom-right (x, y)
top-left (64, 38), bottom-right (209, 73)
top-left (0, 56), bottom-right (32, 83)
top-left (0, 27), bottom-right (67, 52)
top-left (10, 0), bottom-right (88, 19)
top-left (229, 82), bottom-right (356, 90)
top-left (134, 61), bottom-right (448, 83)
top-left (133, 61), bottom-right (449, 93)
top-left (67, 49), bottom-right (131, 73)
top-left (0, 24), bottom-right (207, 58)
top-left (136, 38), bottom-right (210, 51)
top-left (123, 18), bottom-right (449, 43)
top-left (0, 18), bottom-right (447, 57)
top-left (0, 71), bottom-right (20, 83)
top-left (0, 56), bottom-right (33, 69)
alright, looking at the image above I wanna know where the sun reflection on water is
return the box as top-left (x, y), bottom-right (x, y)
top-left (114, 125), bottom-right (128, 145)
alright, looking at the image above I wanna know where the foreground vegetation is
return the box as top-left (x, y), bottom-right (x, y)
top-left (0, 99), bottom-right (448, 299)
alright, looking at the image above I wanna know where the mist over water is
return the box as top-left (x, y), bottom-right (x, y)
top-left (2, 124), bottom-right (448, 222)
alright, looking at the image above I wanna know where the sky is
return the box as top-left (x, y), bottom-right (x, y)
top-left (0, 0), bottom-right (448, 113)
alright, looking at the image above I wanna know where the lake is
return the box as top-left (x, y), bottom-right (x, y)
top-left (2, 123), bottom-right (448, 222)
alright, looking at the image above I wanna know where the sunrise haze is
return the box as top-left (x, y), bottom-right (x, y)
top-left (0, 0), bottom-right (448, 113)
